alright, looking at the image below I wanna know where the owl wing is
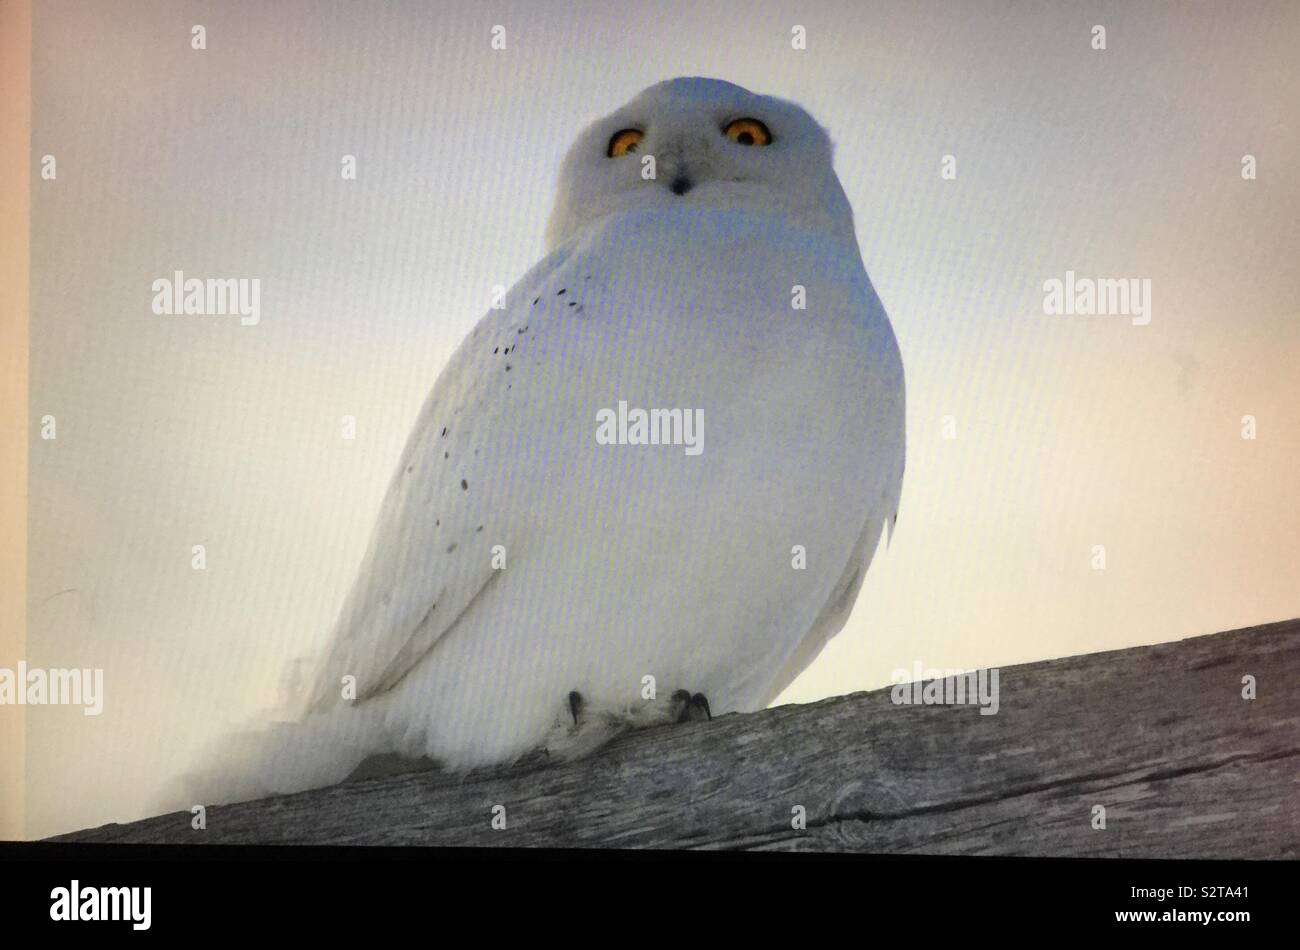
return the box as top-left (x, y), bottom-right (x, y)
top-left (761, 306), bottom-right (906, 706)
top-left (300, 243), bottom-right (575, 712)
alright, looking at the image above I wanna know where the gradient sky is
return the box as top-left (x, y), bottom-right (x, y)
top-left (23, 0), bottom-right (1300, 837)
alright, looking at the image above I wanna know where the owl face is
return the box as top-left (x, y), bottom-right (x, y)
top-left (545, 77), bottom-right (853, 249)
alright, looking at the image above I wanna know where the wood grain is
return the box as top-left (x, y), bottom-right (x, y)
top-left (55, 618), bottom-right (1300, 855)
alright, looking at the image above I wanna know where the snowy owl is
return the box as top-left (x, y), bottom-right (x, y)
top-left (172, 77), bottom-right (905, 808)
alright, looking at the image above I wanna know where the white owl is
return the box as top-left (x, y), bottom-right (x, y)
top-left (171, 77), bottom-right (905, 808)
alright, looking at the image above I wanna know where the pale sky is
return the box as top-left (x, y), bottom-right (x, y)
top-left (22, 0), bottom-right (1300, 838)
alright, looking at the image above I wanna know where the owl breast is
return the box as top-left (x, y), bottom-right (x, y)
top-left (385, 203), bottom-right (904, 765)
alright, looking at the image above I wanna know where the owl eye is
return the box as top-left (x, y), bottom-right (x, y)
top-left (723, 118), bottom-right (772, 146)
top-left (607, 129), bottom-right (644, 157)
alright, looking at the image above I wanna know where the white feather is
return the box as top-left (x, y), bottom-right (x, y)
top-left (173, 77), bottom-right (904, 808)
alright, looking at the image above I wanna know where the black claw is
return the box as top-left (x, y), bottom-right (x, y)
top-left (690, 693), bottom-right (712, 722)
top-left (568, 690), bottom-right (583, 726)
top-left (671, 689), bottom-right (693, 723)
top-left (671, 689), bottom-right (711, 723)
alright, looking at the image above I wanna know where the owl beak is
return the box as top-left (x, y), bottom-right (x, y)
top-left (661, 147), bottom-right (693, 195)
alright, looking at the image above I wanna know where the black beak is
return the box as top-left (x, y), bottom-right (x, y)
top-left (669, 176), bottom-right (693, 196)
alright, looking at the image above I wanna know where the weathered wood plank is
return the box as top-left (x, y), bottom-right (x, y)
top-left (55, 618), bottom-right (1300, 855)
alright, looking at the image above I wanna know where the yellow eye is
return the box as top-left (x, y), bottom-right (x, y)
top-left (607, 129), bottom-right (644, 157)
top-left (723, 118), bottom-right (771, 146)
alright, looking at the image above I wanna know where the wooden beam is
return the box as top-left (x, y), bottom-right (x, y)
top-left (55, 618), bottom-right (1300, 855)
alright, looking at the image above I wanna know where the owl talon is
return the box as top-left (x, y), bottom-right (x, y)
top-left (688, 692), bottom-right (712, 721)
top-left (671, 689), bottom-right (711, 723)
top-left (670, 689), bottom-right (692, 721)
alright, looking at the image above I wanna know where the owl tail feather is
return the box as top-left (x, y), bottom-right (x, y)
top-left (148, 703), bottom-right (391, 817)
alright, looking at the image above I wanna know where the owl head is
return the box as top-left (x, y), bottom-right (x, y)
top-left (544, 77), bottom-right (854, 250)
